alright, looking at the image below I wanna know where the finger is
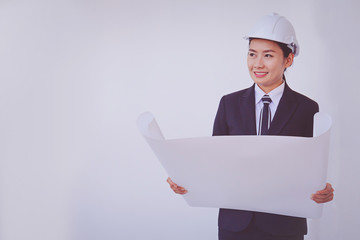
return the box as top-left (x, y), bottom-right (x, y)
top-left (311, 194), bottom-right (334, 202)
top-left (170, 184), bottom-right (179, 191)
top-left (171, 186), bottom-right (180, 193)
top-left (167, 178), bottom-right (179, 189)
top-left (173, 187), bottom-right (187, 194)
top-left (322, 183), bottom-right (332, 192)
top-left (311, 193), bottom-right (333, 201)
top-left (167, 177), bottom-right (174, 185)
top-left (316, 183), bottom-right (334, 194)
top-left (172, 184), bottom-right (187, 194)
top-left (167, 177), bottom-right (182, 188)
top-left (167, 177), bottom-right (188, 194)
top-left (317, 188), bottom-right (334, 195)
top-left (315, 185), bottom-right (327, 194)
top-left (176, 185), bottom-right (187, 192)
top-left (311, 194), bottom-right (334, 203)
top-left (169, 183), bottom-right (186, 193)
top-left (311, 192), bottom-right (334, 203)
top-left (176, 188), bottom-right (187, 193)
top-left (178, 189), bottom-right (188, 194)
top-left (177, 186), bottom-right (185, 191)
top-left (312, 191), bottom-right (334, 199)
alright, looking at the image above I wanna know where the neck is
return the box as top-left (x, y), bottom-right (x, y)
top-left (257, 80), bottom-right (284, 94)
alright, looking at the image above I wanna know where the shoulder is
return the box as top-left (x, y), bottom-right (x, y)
top-left (220, 85), bottom-right (254, 103)
top-left (285, 84), bottom-right (319, 111)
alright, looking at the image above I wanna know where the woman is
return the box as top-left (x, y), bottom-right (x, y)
top-left (167, 13), bottom-right (334, 240)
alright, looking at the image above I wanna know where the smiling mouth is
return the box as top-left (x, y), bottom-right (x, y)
top-left (254, 72), bottom-right (268, 77)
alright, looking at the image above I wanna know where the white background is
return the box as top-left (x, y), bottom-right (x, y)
top-left (0, 0), bottom-right (359, 239)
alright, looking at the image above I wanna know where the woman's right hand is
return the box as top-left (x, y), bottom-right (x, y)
top-left (167, 177), bottom-right (188, 194)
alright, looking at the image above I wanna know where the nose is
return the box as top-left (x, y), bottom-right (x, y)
top-left (254, 56), bottom-right (264, 69)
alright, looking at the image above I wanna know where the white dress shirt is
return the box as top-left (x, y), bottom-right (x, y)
top-left (255, 82), bottom-right (285, 135)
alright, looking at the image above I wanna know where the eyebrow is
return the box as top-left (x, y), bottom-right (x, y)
top-left (249, 49), bottom-right (276, 53)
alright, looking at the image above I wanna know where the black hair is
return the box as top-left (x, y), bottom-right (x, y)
top-left (274, 41), bottom-right (292, 58)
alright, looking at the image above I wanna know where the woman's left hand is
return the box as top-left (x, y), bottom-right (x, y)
top-left (311, 182), bottom-right (334, 203)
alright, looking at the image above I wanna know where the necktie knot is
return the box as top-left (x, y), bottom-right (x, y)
top-left (261, 95), bottom-right (272, 105)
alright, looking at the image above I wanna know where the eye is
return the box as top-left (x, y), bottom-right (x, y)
top-left (265, 54), bottom-right (273, 58)
top-left (248, 52), bottom-right (256, 57)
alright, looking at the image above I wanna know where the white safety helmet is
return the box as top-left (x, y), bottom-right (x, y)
top-left (244, 13), bottom-right (300, 57)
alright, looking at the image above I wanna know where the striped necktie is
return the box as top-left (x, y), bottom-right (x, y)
top-left (259, 95), bottom-right (272, 135)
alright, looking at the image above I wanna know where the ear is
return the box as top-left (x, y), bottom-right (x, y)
top-left (284, 53), bottom-right (294, 68)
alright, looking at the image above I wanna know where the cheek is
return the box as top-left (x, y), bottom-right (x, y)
top-left (247, 59), bottom-right (253, 70)
top-left (268, 61), bottom-right (283, 74)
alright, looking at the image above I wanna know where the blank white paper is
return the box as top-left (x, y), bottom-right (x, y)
top-left (137, 112), bottom-right (332, 218)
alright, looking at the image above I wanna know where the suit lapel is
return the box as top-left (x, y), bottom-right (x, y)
top-left (267, 83), bottom-right (299, 135)
top-left (240, 84), bottom-right (257, 135)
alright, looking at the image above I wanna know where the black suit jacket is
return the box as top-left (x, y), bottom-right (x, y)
top-left (213, 83), bottom-right (319, 236)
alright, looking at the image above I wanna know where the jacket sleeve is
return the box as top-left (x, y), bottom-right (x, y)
top-left (212, 96), bottom-right (229, 136)
top-left (307, 101), bottom-right (320, 137)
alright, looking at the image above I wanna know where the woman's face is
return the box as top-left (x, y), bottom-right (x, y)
top-left (247, 39), bottom-right (294, 93)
